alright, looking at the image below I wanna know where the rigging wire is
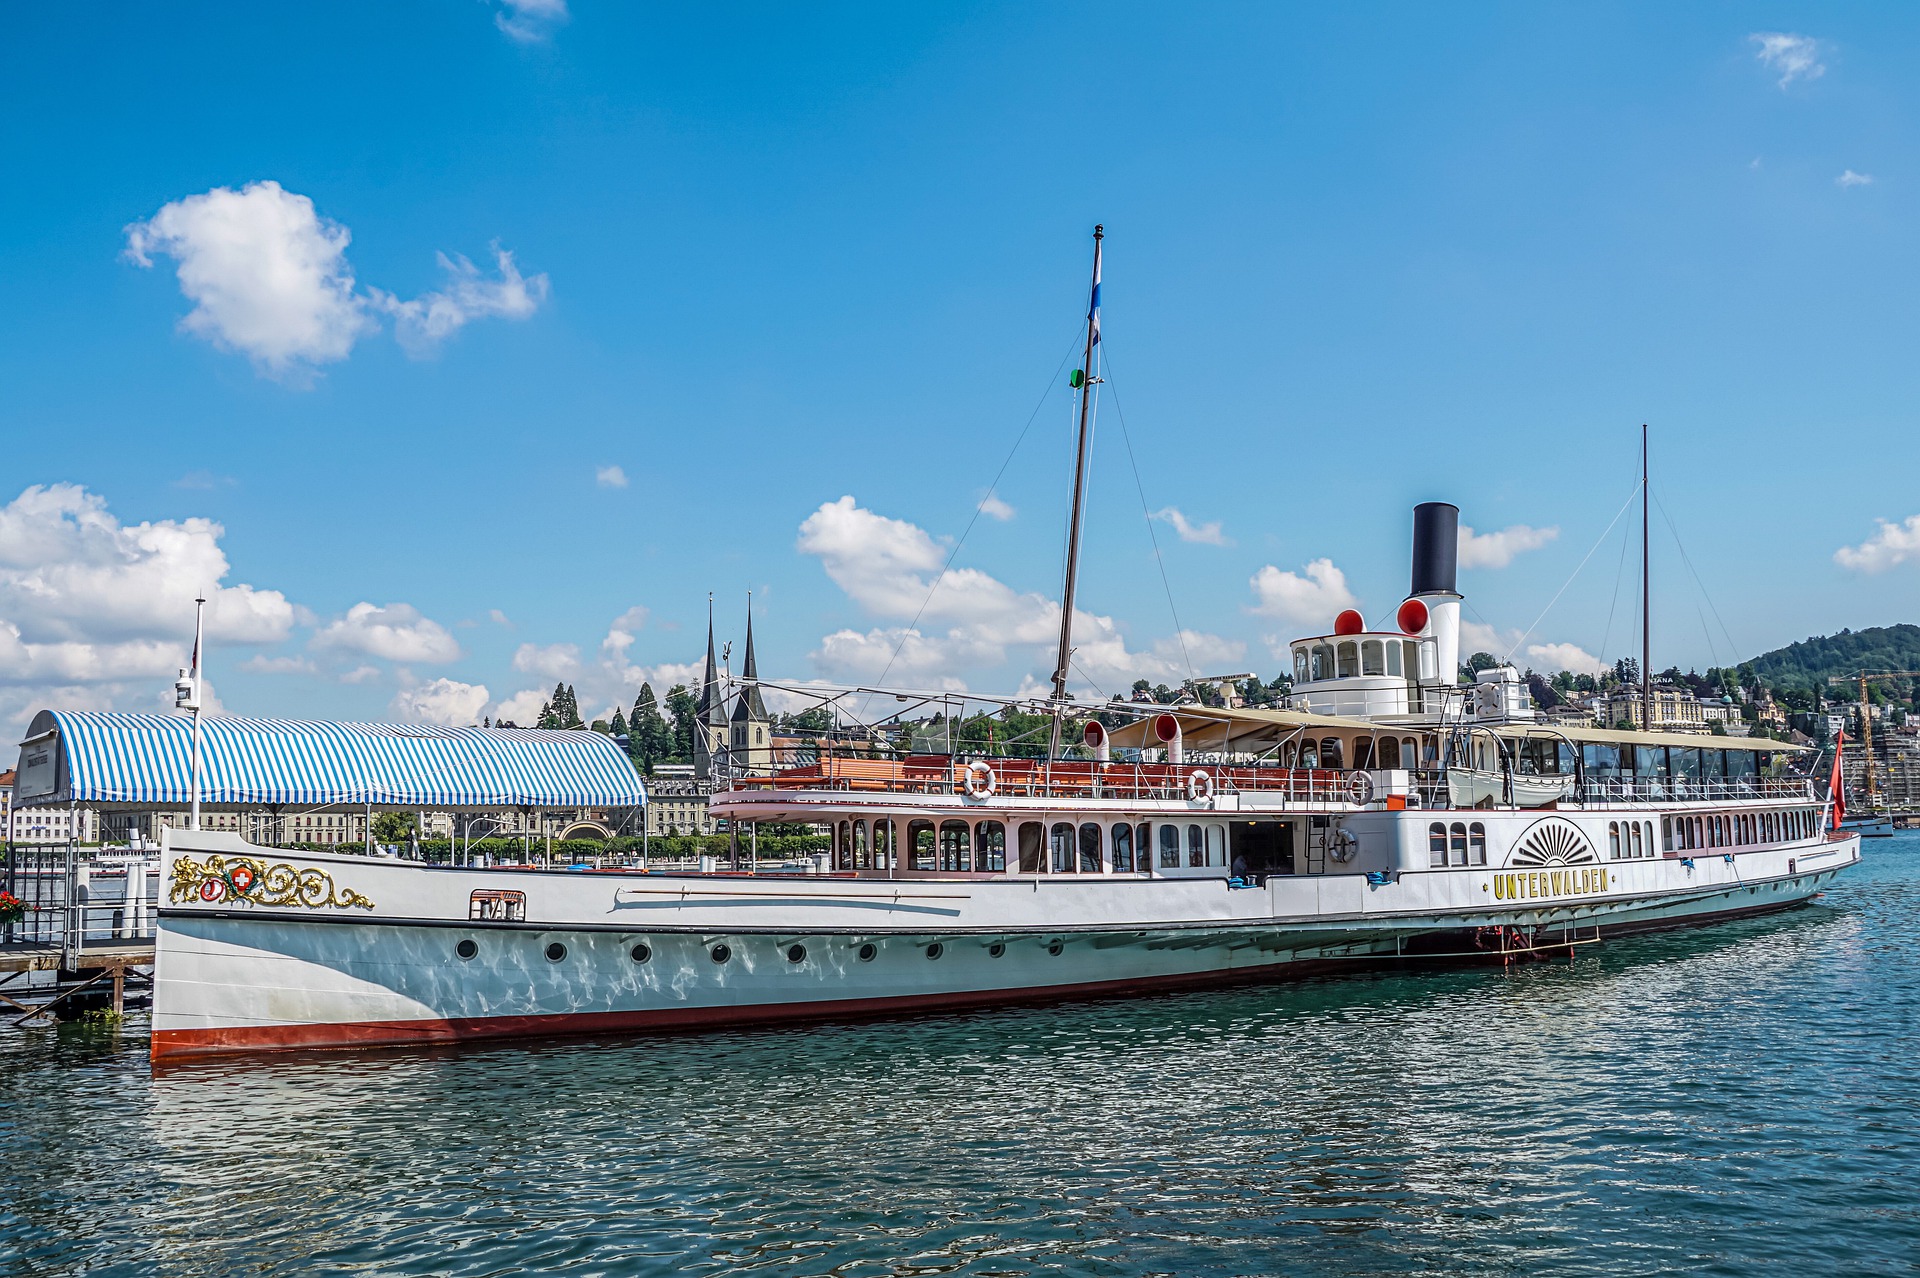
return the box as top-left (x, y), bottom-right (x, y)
top-left (1596, 496), bottom-right (1635, 673)
top-left (1652, 491), bottom-right (1745, 666)
top-left (864, 325), bottom-right (1086, 702)
top-left (1501, 480), bottom-right (1643, 666)
top-left (1093, 345), bottom-right (1197, 685)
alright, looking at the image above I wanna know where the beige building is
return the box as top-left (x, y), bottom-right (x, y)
top-left (1600, 685), bottom-right (1708, 734)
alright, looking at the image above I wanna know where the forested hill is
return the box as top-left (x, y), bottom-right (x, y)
top-left (1747, 625), bottom-right (1920, 691)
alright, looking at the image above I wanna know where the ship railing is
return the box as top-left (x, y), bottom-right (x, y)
top-left (1569, 776), bottom-right (1815, 805)
top-left (733, 757), bottom-right (1406, 806)
top-left (1, 845), bottom-right (160, 961)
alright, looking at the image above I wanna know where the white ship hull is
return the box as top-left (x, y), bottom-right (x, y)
top-left (150, 821), bottom-right (1860, 1060)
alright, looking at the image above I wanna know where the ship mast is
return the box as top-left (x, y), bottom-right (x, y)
top-left (1050, 225), bottom-right (1104, 721)
top-left (1641, 424), bottom-right (1653, 734)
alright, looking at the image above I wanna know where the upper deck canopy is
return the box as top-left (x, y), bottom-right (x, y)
top-left (1489, 722), bottom-right (1806, 753)
top-left (12, 711), bottom-right (648, 811)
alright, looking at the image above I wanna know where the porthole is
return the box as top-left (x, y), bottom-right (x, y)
top-left (710, 944), bottom-right (732, 964)
top-left (1047, 940), bottom-right (1064, 957)
top-left (545, 942), bottom-right (567, 963)
top-left (857, 942), bottom-right (878, 962)
top-left (630, 942), bottom-right (652, 964)
top-left (987, 942), bottom-right (1005, 958)
top-left (926, 942), bottom-right (944, 960)
top-left (455, 938), bottom-right (478, 960)
top-left (786, 944), bottom-right (807, 964)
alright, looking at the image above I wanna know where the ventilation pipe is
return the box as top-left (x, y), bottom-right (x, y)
top-left (1153, 712), bottom-right (1183, 765)
top-left (1409, 502), bottom-right (1462, 685)
top-left (1083, 719), bottom-right (1110, 763)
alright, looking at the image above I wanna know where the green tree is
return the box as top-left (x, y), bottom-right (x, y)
top-left (610, 707), bottom-right (628, 736)
top-left (665, 684), bottom-right (699, 762)
top-left (371, 812), bottom-right (415, 845)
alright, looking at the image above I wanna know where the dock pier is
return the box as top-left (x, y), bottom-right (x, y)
top-left (1, 845), bottom-right (158, 1024)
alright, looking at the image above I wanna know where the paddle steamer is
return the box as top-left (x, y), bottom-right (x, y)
top-left (129, 229), bottom-right (1858, 1058)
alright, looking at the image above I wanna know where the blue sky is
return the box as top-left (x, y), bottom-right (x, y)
top-left (4, 2), bottom-right (1918, 733)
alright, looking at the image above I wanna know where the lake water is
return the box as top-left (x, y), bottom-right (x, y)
top-left (5, 835), bottom-right (1917, 1277)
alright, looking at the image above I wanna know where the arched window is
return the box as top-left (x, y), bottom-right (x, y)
top-left (836, 820), bottom-right (853, 870)
top-left (1299, 739), bottom-right (1319, 769)
top-left (1362, 640), bottom-right (1385, 675)
top-left (1050, 822), bottom-right (1076, 873)
top-left (974, 821), bottom-right (1006, 872)
top-left (1609, 822), bottom-right (1621, 860)
top-left (1159, 823), bottom-right (1181, 868)
top-left (853, 819), bottom-right (869, 869)
top-left (1405, 737), bottom-right (1420, 769)
top-left (1312, 645), bottom-right (1332, 681)
top-left (1631, 823), bottom-right (1644, 858)
top-left (1188, 823), bottom-right (1206, 868)
top-left (1429, 822), bottom-right (1447, 868)
top-left (1386, 642), bottom-right (1403, 677)
top-left (909, 820), bottom-right (936, 871)
top-left (871, 819), bottom-right (894, 870)
top-left (1449, 822), bottom-right (1468, 867)
top-left (1661, 816), bottom-right (1672, 853)
top-left (1206, 824), bottom-right (1226, 867)
top-left (1378, 737), bottom-right (1402, 769)
top-left (939, 820), bottom-right (971, 872)
top-left (1111, 823), bottom-right (1134, 873)
top-left (1468, 822), bottom-right (1487, 865)
top-left (1320, 738), bottom-right (1344, 769)
top-left (1017, 821), bottom-right (1044, 873)
top-left (1352, 738), bottom-right (1375, 771)
top-left (1337, 642), bottom-right (1360, 678)
top-left (1294, 649), bottom-right (1310, 683)
top-left (1078, 823), bottom-right (1103, 873)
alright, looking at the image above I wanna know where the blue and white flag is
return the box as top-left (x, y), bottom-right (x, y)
top-left (1088, 252), bottom-right (1102, 345)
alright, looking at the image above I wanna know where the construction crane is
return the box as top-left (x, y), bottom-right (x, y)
top-left (1824, 670), bottom-right (1920, 814)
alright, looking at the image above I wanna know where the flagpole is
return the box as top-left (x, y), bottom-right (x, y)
top-left (189, 595), bottom-right (205, 831)
top-left (1049, 225), bottom-right (1104, 755)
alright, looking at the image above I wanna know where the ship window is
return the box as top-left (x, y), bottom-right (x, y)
top-left (1078, 823), bottom-right (1103, 873)
top-left (1693, 817), bottom-right (1704, 849)
top-left (873, 819), bottom-right (895, 870)
top-left (1159, 823), bottom-right (1181, 868)
top-left (1379, 737), bottom-right (1402, 769)
top-left (1299, 740), bottom-right (1319, 769)
top-left (1188, 823), bottom-right (1205, 867)
top-left (1337, 642), bottom-right (1359, 678)
top-left (1320, 738), bottom-right (1344, 769)
top-left (1631, 823), bottom-right (1644, 858)
top-left (836, 820), bottom-right (853, 871)
top-left (1661, 817), bottom-right (1672, 852)
top-left (1050, 822), bottom-right (1076, 873)
top-left (1448, 822), bottom-right (1468, 867)
top-left (853, 819), bottom-right (869, 869)
top-left (1386, 642), bottom-right (1403, 677)
top-left (1352, 738), bottom-right (1375, 771)
top-left (1429, 822), bottom-right (1447, 868)
top-left (1018, 821), bottom-right (1044, 873)
top-left (1295, 649), bottom-right (1310, 683)
top-left (1609, 823), bottom-right (1622, 860)
top-left (939, 820), bottom-right (971, 872)
top-left (1362, 641), bottom-right (1385, 676)
top-left (1312, 645), bottom-right (1333, 681)
top-left (1207, 824), bottom-right (1227, 867)
top-left (974, 821), bottom-right (1006, 872)
top-left (909, 820), bottom-right (936, 871)
top-left (1469, 823), bottom-right (1487, 865)
top-left (1111, 823), bottom-right (1134, 873)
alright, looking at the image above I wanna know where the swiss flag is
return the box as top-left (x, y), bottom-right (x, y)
top-left (1829, 731), bottom-right (1846, 831)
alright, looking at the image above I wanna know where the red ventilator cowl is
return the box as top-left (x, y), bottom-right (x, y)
top-left (1334, 609), bottom-right (1365, 636)
top-left (1397, 598), bottom-right (1430, 635)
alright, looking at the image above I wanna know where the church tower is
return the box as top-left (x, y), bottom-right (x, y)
top-left (692, 599), bottom-right (730, 783)
top-left (730, 598), bottom-right (774, 776)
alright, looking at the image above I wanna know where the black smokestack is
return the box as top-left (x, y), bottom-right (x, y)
top-left (1410, 502), bottom-right (1459, 596)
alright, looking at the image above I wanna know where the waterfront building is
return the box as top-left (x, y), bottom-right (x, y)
top-left (1599, 684), bottom-right (1708, 733)
top-left (644, 767), bottom-right (717, 837)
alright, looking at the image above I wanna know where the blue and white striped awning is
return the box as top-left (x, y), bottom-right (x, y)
top-left (13, 711), bottom-right (648, 810)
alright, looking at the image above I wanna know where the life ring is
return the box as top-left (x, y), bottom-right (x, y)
top-left (1347, 771), bottom-right (1375, 806)
top-left (964, 760), bottom-right (996, 799)
top-left (1186, 769), bottom-right (1216, 802)
top-left (1328, 829), bottom-right (1357, 863)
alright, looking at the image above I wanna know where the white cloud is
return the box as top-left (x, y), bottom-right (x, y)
top-left (512, 641), bottom-right (581, 680)
top-left (123, 180), bottom-right (375, 381)
top-left (1152, 506), bottom-right (1230, 546)
top-left (1751, 32), bottom-right (1824, 88)
top-left (1837, 170), bottom-right (1874, 188)
top-left (312, 602), bottom-right (460, 664)
top-left (1525, 642), bottom-right (1606, 677)
top-left (126, 181), bottom-right (546, 381)
top-left (0, 483), bottom-right (296, 699)
top-left (493, 0), bottom-right (568, 42)
top-left (600, 606), bottom-right (649, 658)
top-left (1457, 522), bottom-right (1559, 569)
top-left (490, 687), bottom-right (549, 726)
top-left (1835, 514), bottom-right (1920, 572)
top-left (979, 492), bottom-right (1016, 522)
top-left (241, 654), bottom-right (317, 675)
top-left (488, 609), bottom-right (513, 628)
top-left (372, 246), bottom-right (549, 357)
top-left (1247, 559), bottom-right (1358, 629)
top-left (339, 665), bottom-right (382, 685)
top-left (797, 495), bottom-right (1241, 695)
top-left (596, 465), bottom-right (629, 489)
top-left (1458, 620), bottom-right (1523, 659)
top-left (391, 678), bottom-right (490, 726)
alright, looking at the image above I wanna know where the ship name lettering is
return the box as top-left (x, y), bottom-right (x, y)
top-left (1492, 867), bottom-right (1610, 901)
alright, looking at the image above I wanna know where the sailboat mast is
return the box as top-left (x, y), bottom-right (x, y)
top-left (1050, 225), bottom-right (1104, 704)
top-left (1641, 424), bottom-right (1652, 734)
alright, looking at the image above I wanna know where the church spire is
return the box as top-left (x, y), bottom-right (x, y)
top-left (735, 593), bottom-right (768, 722)
top-left (697, 593), bottom-right (724, 724)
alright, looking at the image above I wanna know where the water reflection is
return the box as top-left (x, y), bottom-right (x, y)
top-left (6, 845), bottom-right (1920, 1276)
